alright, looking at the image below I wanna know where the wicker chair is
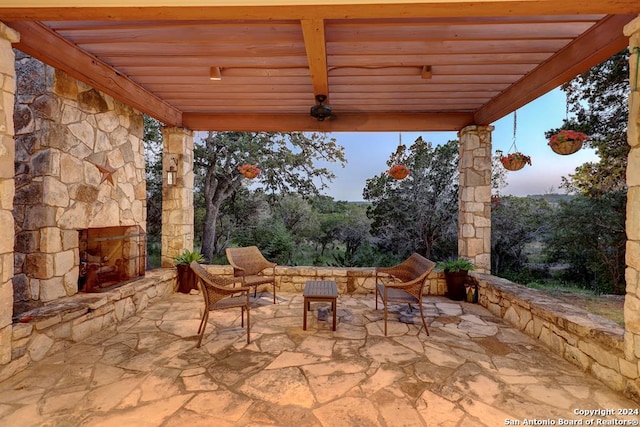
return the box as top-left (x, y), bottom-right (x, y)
top-left (190, 261), bottom-right (251, 347)
top-left (375, 253), bottom-right (437, 337)
top-left (225, 246), bottom-right (278, 304)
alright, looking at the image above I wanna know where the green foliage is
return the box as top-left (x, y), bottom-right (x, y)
top-left (173, 249), bottom-right (206, 266)
top-left (363, 137), bottom-right (459, 259)
top-left (234, 218), bottom-right (295, 265)
top-left (548, 49), bottom-right (629, 197)
top-left (491, 195), bottom-right (552, 275)
top-left (143, 115), bottom-right (164, 267)
top-left (194, 131), bottom-right (346, 261)
top-left (543, 192), bottom-right (626, 294)
top-left (439, 258), bottom-right (475, 272)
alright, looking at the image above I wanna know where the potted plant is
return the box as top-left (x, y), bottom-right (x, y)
top-left (548, 130), bottom-right (588, 155)
top-left (499, 152), bottom-right (531, 171)
top-left (439, 258), bottom-right (475, 301)
top-left (238, 163), bottom-right (261, 179)
top-left (387, 164), bottom-right (410, 180)
top-left (174, 249), bottom-right (205, 293)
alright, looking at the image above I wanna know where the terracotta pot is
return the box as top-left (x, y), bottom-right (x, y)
top-left (444, 271), bottom-right (468, 301)
top-left (388, 165), bottom-right (410, 180)
top-left (176, 264), bottom-right (198, 293)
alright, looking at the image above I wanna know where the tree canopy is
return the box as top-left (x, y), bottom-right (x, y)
top-left (193, 131), bottom-right (346, 261)
top-left (363, 137), bottom-right (459, 260)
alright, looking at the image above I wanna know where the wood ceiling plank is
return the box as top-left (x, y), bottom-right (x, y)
top-left (119, 66), bottom-right (310, 77)
top-left (328, 52), bottom-right (553, 67)
top-left (6, 20), bottom-right (182, 126)
top-left (182, 111), bottom-right (475, 132)
top-left (77, 42), bottom-right (307, 56)
top-left (133, 76), bottom-right (314, 85)
top-left (474, 14), bottom-right (636, 124)
top-left (0, 2), bottom-right (638, 21)
top-left (53, 22), bottom-right (303, 44)
top-left (326, 21), bottom-right (597, 42)
top-left (105, 55), bottom-right (310, 68)
top-left (301, 19), bottom-right (329, 99)
top-left (327, 39), bottom-right (572, 55)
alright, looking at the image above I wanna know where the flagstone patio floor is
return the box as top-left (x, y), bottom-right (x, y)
top-left (0, 292), bottom-right (638, 426)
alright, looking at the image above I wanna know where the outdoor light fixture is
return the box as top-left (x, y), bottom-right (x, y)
top-left (421, 65), bottom-right (432, 79)
top-left (209, 66), bottom-right (221, 80)
top-left (166, 157), bottom-right (178, 186)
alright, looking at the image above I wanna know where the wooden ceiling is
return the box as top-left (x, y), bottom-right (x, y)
top-left (1, 1), bottom-right (638, 132)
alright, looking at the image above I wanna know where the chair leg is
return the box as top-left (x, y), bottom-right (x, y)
top-left (246, 294), bottom-right (251, 344)
top-left (241, 307), bottom-right (245, 327)
top-left (375, 285), bottom-right (380, 310)
top-left (419, 302), bottom-right (429, 336)
top-left (197, 310), bottom-right (209, 348)
top-left (197, 307), bottom-right (207, 334)
top-left (272, 283), bottom-right (276, 304)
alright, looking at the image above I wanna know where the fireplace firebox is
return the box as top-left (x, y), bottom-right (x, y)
top-left (78, 226), bottom-right (146, 292)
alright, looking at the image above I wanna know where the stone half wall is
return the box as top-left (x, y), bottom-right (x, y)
top-left (473, 273), bottom-right (639, 401)
top-left (12, 53), bottom-right (146, 314)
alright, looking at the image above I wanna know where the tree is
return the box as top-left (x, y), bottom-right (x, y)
top-left (363, 137), bottom-right (459, 260)
top-left (194, 132), bottom-right (346, 261)
top-left (143, 115), bottom-right (163, 266)
top-left (548, 49), bottom-right (629, 197)
top-left (544, 193), bottom-right (626, 294)
top-left (491, 195), bottom-right (552, 275)
top-left (541, 49), bottom-right (629, 294)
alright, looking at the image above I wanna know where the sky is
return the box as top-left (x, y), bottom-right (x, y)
top-left (319, 88), bottom-right (598, 202)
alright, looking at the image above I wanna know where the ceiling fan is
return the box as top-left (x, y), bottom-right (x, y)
top-left (310, 94), bottom-right (333, 121)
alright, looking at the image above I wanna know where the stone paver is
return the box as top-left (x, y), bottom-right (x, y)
top-left (0, 292), bottom-right (638, 426)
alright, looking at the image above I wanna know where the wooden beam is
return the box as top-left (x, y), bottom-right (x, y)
top-left (1, 2), bottom-right (639, 21)
top-left (182, 112), bottom-right (474, 132)
top-left (301, 19), bottom-right (329, 100)
top-left (474, 14), bottom-right (636, 125)
top-left (6, 21), bottom-right (182, 126)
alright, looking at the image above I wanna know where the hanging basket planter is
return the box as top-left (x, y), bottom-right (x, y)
top-left (387, 164), bottom-right (410, 180)
top-left (548, 130), bottom-right (588, 155)
top-left (499, 152), bottom-right (531, 171)
top-left (238, 163), bottom-right (261, 179)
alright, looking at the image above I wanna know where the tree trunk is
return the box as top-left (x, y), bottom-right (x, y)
top-left (200, 200), bottom-right (221, 262)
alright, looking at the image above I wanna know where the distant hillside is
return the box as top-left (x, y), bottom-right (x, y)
top-left (528, 193), bottom-right (573, 206)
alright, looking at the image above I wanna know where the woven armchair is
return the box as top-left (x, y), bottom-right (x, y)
top-left (375, 253), bottom-right (436, 336)
top-left (190, 261), bottom-right (251, 347)
top-left (225, 246), bottom-right (278, 304)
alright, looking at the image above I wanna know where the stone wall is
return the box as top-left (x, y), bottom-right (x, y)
top-left (474, 273), bottom-right (639, 400)
top-left (0, 24), bottom-right (19, 367)
top-left (201, 264), bottom-right (446, 296)
top-left (12, 54), bottom-right (146, 314)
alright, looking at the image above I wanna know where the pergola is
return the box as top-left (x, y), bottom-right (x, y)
top-left (1, 1), bottom-right (637, 132)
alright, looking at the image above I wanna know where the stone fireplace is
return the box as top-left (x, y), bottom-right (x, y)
top-left (12, 53), bottom-right (147, 317)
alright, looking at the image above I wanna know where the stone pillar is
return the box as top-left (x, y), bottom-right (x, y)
top-left (457, 125), bottom-right (493, 273)
top-left (161, 127), bottom-right (194, 268)
top-left (624, 16), bottom-right (640, 386)
top-left (0, 23), bottom-right (19, 365)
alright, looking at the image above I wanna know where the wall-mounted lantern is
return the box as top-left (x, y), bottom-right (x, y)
top-left (166, 157), bottom-right (178, 186)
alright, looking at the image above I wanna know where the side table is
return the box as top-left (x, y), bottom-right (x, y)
top-left (303, 281), bottom-right (338, 331)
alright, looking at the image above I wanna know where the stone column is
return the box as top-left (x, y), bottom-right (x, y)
top-left (0, 23), bottom-right (19, 365)
top-left (457, 125), bottom-right (493, 274)
top-left (624, 16), bottom-right (640, 387)
top-left (161, 127), bottom-right (195, 268)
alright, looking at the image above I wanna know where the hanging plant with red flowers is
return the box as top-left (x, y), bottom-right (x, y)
top-left (548, 130), bottom-right (588, 155)
top-left (499, 152), bottom-right (531, 171)
top-left (387, 164), bottom-right (410, 180)
top-left (238, 163), bottom-right (261, 179)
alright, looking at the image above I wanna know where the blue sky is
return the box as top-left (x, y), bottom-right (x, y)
top-left (321, 88), bottom-right (598, 202)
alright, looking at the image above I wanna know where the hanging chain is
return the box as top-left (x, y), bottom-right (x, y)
top-left (507, 110), bottom-right (518, 154)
